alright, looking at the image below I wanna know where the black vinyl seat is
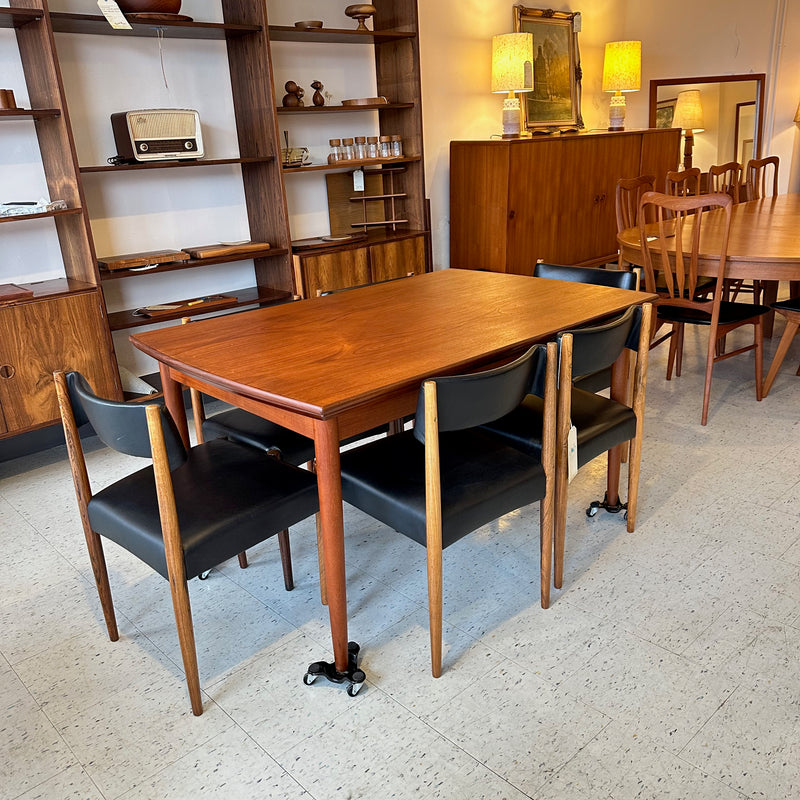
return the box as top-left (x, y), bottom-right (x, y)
top-left (480, 304), bottom-right (653, 591)
top-left (55, 371), bottom-right (319, 716)
top-left (339, 343), bottom-right (557, 677)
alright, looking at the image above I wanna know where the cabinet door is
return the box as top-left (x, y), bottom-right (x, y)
top-left (295, 248), bottom-right (370, 298)
top-left (369, 236), bottom-right (425, 283)
top-left (558, 134), bottom-right (641, 265)
top-left (640, 129), bottom-right (681, 191)
top-left (506, 138), bottom-right (564, 273)
top-left (0, 292), bottom-right (119, 434)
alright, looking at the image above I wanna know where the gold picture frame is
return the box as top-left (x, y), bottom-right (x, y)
top-left (513, 5), bottom-right (583, 130)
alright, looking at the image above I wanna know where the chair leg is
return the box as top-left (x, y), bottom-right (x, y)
top-left (762, 317), bottom-right (799, 397)
top-left (237, 552), bottom-right (248, 569)
top-left (277, 529), bottom-right (294, 591)
top-left (84, 528), bottom-right (119, 642)
top-left (426, 532), bottom-right (443, 679)
top-left (675, 323), bottom-right (685, 377)
top-left (754, 318), bottom-right (764, 402)
top-left (168, 575), bottom-right (203, 716)
top-left (666, 324), bottom-right (679, 380)
top-left (552, 438), bottom-right (569, 592)
top-left (701, 329), bottom-right (718, 426)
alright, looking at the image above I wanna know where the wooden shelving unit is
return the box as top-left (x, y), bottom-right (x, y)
top-left (0, 0), bottom-right (428, 438)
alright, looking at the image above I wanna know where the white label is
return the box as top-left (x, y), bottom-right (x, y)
top-left (353, 168), bottom-right (365, 192)
top-left (97, 0), bottom-right (132, 29)
top-left (567, 424), bottom-right (578, 482)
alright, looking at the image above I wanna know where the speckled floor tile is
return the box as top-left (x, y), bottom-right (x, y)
top-left (423, 663), bottom-right (609, 797)
top-left (537, 721), bottom-right (747, 800)
top-left (679, 684), bottom-right (800, 799)
top-left (117, 726), bottom-right (310, 800)
top-left (55, 677), bottom-right (233, 799)
top-left (13, 765), bottom-right (104, 800)
top-left (559, 631), bottom-right (737, 754)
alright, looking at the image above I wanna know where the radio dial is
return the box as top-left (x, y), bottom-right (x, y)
top-left (139, 143), bottom-right (149, 152)
top-left (184, 141), bottom-right (194, 150)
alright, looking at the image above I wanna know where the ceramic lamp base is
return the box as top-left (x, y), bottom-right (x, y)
top-left (502, 96), bottom-right (522, 138)
top-left (608, 92), bottom-right (626, 131)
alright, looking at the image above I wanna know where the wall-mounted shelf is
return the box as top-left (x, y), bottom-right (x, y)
top-left (0, 8), bottom-right (44, 28)
top-left (277, 103), bottom-right (413, 114)
top-left (0, 207), bottom-right (82, 224)
top-left (98, 247), bottom-right (289, 281)
top-left (80, 156), bottom-right (274, 173)
top-left (0, 108), bottom-right (60, 120)
top-left (268, 25), bottom-right (415, 44)
top-left (282, 155), bottom-right (420, 175)
top-left (48, 12), bottom-right (259, 39)
top-left (107, 286), bottom-right (293, 330)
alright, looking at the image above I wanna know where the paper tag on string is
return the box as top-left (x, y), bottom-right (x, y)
top-left (97, 0), bottom-right (132, 30)
top-left (567, 424), bottom-right (578, 482)
top-left (352, 168), bottom-right (364, 192)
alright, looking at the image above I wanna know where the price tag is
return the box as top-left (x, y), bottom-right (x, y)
top-left (567, 424), bottom-right (578, 482)
top-left (352, 168), bottom-right (364, 192)
top-left (97, 0), bottom-right (132, 30)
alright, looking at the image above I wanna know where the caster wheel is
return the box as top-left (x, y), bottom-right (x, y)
top-left (198, 569), bottom-right (212, 580)
top-left (303, 672), bottom-right (318, 686)
top-left (347, 681), bottom-right (364, 696)
top-left (586, 505), bottom-right (598, 518)
top-left (348, 641), bottom-right (360, 656)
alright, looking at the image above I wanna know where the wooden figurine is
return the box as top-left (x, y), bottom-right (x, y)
top-left (311, 80), bottom-right (325, 106)
top-left (282, 81), bottom-right (305, 107)
top-left (344, 4), bottom-right (376, 31)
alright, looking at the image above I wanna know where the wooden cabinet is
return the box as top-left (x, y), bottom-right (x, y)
top-left (0, 290), bottom-right (119, 436)
top-left (294, 231), bottom-right (425, 297)
top-left (449, 128), bottom-right (680, 274)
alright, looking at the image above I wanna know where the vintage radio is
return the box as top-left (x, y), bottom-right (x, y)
top-left (110, 109), bottom-right (203, 163)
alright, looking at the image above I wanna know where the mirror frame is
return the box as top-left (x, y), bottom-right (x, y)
top-left (648, 74), bottom-right (766, 163)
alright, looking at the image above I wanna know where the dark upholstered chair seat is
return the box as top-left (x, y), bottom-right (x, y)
top-left (341, 428), bottom-right (546, 550)
top-left (88, 438), bottom-right (319, 581)
top-left (657, 299), bottom-right (770, 326)
top-left (202, 407), bottom-right (404, 463)
top-left (480, 390), bottom-right (635, 469)
top-left (202, 409), bottom-right (315, 464)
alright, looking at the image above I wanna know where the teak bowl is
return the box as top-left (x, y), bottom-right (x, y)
top-left (117, 0), bottom-right (181, 14)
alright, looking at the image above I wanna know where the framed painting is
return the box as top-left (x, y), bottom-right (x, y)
top-left (656, 98), bottom-right (676, 128)
top-left (513, 5), bottom-right (583, 130)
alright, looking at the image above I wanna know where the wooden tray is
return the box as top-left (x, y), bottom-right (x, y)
top-left (0, 283), bottom-right (34, 302)
top-left (292, 233), bottom-right (367, 251)
top-left (132, 294), bottom-right (237, 319)
top-left (181, 241), bottom-right (270, 259)
top-left (98, 249), bottom-right (190, 271)
top-left (341, 97), bottom-right (388, 106)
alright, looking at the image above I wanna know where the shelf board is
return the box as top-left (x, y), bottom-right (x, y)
top-left (282, 155), bottom-right (420, 174)
top-left (108, 286), bottom-right (294, 330)
top-left (277, 103), bottom-right (413, 114)
top-left (79, 156), bottom-right (273, 173)
top-left (291, 227), bottom-right (427, 254)
top-left (0, 8), bottom-right (44, 28)
top-left (0, 108), bottom-right (61, 120)
top-left (0, 207), bottom-right (82, 224)
top-left (12, 278), bottom-right (98, 300)
top-left (268, 25), bottom-right (415, 44)
top-left (349, 193), bottom-right (407, 201)
top-left (99, 246), bottom-right (289, 281)
top-left (48, 12), bottom-right (259, 40)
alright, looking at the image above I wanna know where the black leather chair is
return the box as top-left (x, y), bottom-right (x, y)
top-left (339, 343), bottom-right (557, 677)
top-left (533, 261), bottom-right (637, 393)
top-left (480, 304), bottom-right (653, 591)
top-left (55, 371), bottom-right (320, 716)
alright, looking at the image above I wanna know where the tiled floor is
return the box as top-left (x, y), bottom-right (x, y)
top-left (1, 315), bottom-right (799, 800)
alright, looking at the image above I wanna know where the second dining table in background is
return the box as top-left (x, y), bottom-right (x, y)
top-left (617, 192), bottom-right (800, 336)
top-left (130, 269), bottom-right (656, 687)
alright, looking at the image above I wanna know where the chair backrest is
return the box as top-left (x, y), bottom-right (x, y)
top-left (65, 371), bottom-right (187, 468)
top-left (561, 305), bottom-right (642, 379)
top-left (665, 167), bottom-right (701, 198)
top-left (638, 190), bottom-right (732, 304)
top-left (534, 262), bottom-right (638, 291)
top-left (708, 161), bottom-right (743, 203)
top-left (413, 344), bottom-right (546, 441)
top-left (745, 155), bottom-right (779, 201)
top-left (615, 175), bottom-right (655, 233)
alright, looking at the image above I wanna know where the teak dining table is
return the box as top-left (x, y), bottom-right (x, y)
top-left (130, 269), bottom-right (656, 687)
top-left (617, 193), bottom-right (800, 335)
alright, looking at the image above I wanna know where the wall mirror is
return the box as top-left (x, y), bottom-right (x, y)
top-left (648, 74), bottom-right (765, 173)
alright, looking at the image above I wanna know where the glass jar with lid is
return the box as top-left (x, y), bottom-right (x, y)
top-left (379, 135), bottom-right (392, 159)
top-left (328, 138), bottom-right (342, 163)
top-left (354, 136), bottom-right (367, 160)
top-left (341, 137), bottom-right (355, 160)
top-left (366, 136), bottom-right (379, 159)
top-left (390, 134), bottom-right (403, 158)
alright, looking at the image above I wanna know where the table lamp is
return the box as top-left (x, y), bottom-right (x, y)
top-left (601, 40), bottom-right (641, 131)
top-left (491, 32), bottom-right (534, 138)
top-left (672, 89), bottom-right (705, 169)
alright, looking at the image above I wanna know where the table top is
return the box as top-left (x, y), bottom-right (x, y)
top-left (618, 193), bottom-right (800, 280)
top-left (131, 269), bottom-right (655, 420)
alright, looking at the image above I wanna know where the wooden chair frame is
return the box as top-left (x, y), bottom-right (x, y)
top-left (746, 155), bottom-right (779, 201)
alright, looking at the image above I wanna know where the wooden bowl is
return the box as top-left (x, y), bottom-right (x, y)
top-left (117, 0), bottom-right (181, 14)
top-left (294, 20), bottom-right (323, 29)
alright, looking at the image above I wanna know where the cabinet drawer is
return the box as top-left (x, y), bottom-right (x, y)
top-left (369, 236), bottom-right (425, 282)
top-left (295, 248), bottom-right (371, 298)
top-left (0, 291), bottom-right (119, 434)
